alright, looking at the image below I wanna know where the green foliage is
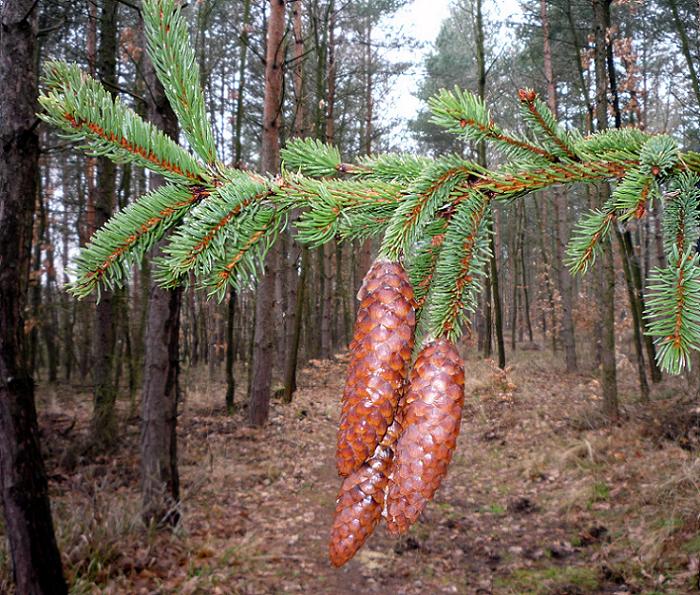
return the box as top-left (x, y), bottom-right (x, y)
top-left (565, 201), bottom-right (616, 274)
top-left (645, 249), bottom-right (700, 374)
top-left (611, 168), bottom-right (657, 222)
top-left (424, 188), bottom-right (492, 342)
top-left (661, 172), bottom-right (700, 255)
top-left (574, 128), bottom-right (649, 161)
top-left (39, 61), bottom-right (206, 184)
top-left (517, 91), bottom-right (581, 160)
top-left (142, 0), bottom-right (218, 164)
top-left (379, 155), bottom-right (484, 260)
top-left (281, 138), bottom-right (341, 177)
top-left (283, 177), bottom-right (402, 246)
top-left (39, 0), bottom-right (700, 375)
top-left (68, 184), bottom-right (201, 298)
top-left (354, 153), bottom-right (432, 182)
top-left (428, 87), bottom-right (552, 163)
top-left (155, 171), bottom-right (271, 286)
top-left (639, 134), bottom-right (679, 178)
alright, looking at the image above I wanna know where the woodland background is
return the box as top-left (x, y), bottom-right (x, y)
top-left (2, 0), bottom-right (700, 593)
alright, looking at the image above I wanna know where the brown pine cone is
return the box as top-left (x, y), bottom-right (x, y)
top-left (329, 419), bottom-right (401, 567)
top-left (336, 259), bottom-right (416, 477)
top-left (385, 338), bottom-right (465, 535)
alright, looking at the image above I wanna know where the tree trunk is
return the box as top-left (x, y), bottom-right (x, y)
top-left (668, 0), bottom-right (700, 110)
top-left (140, 18), bottom-right (182, 527)
top-left (475, 0), bottom-right (505, 368)
top-left (542, 0), bottom-right (577, 371)
top-left (520, 204), bottom-right (534, 343)
top-left (249, 0), bottom-right (286, 427)
top-left (91, 0), bottom-right (119, 449)
top-left (615, 227), bottom-right (650, 401)
top-left (0, 1), bottom-right (67, 591)
top-left (283, 248), bottom-right (308, 403)
top-left (282, 0), bottom-right (308, 402)
top-left (593, 0), bottom-right (619, 419)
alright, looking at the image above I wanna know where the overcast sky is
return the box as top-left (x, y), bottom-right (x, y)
top-left (380, 0), bottom-right (522, 144)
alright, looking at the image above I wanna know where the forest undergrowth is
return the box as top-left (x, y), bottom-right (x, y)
top-left (2, 338), bottom-right (700, 594)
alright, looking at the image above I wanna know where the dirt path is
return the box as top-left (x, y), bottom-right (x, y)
top-left (174, 355), bottom-right (633, 594)
top-left (26, 351), bottom-right (699, 593)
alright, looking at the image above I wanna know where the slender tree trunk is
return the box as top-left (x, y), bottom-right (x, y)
top-left (249, 0), bottom-right (286, 427)
top-left (520, 204), bottom-right (534, 343)
top-left (533, 194), bottom-right (557, 351)
top-left (474, 0), bottom-right (505, 367)
top-left (0, 1), bottom-right (67, 592)
top-left (622, 230), bottom-right (662, 382)
top-left (283, 248), bottom-right (308, 403)
top-left (225, 0), bottom-right (252, 411)
top-left (604, 4), bottom-right (660, 390)
top-left (668, 0), bottom-right (700, 110)
top-left (91, 0), bottom-right (119, 448)
top-left (282, 0), bottom-right (308, 402)
top-left (511, 213), bottom-right (521, 352)
top-left (61, 168), bottom-right (74, 382)
top-left (542, 0), bottom-right (577, 371)
top-left (225, 289), bottom-right (236, 412)
top-left (593, 0), bottom-right (619, 418)
top-left (615, 227), bottom-right (650, 401)
top-left (234, 0), bottom-right (251, 166)
top-left (139, 17), bottom-right (182, 527)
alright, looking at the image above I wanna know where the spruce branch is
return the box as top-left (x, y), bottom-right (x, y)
top-left (39, 61), bottom-right (207, 183)
top-left (68, 183), bottom-right (205, 298)
top-left (204, 207), bottom-right (282, 300)
top-left (424, 188), bottom-right (492, 342)
top-left (565, 201), bottom-right (617, 274)
top-left (645, 249), bottom-right (700, 374)
top-left (155, 171), bottom-right (271, 285)
top-left (284, 176), bottom-right (402, 246)
top-left (639, 134), bottom-right (679, 178)
top-left (428, 86), bottom-right (556, 163)
top-left (407, 220), bottom-right (448, 311)
top-left (517, 88), bottom-right (581, 161)
top-left (39, 22), bottom-right (700, 377)
top-left (379, 156), bottom-right (485, 261)
top-left (142, 0), bottom-right (218, 164)
top-left (353, 153), bottom-right (432, 182)
top-left (281, 138), bottom-right (342, 177)
top-left (611, 167), bottom-right (657, 221)
top-left (574, 128), bottom-right (650, 162)
top-left (281, 138), bottom-right (430, 183)
top-left (662, 172), bottom-right (700, 257)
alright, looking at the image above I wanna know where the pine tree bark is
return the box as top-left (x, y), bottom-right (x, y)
top-left (226, 0), bottom-right (253, 411)
top-left (592, 0), bottom-right (619, 418)
top-left (140, 30), bottom-right (182, 527)
top-left (0, 1), bottom-right (67, 591)
top-left (249, 0), bottom-right (286, 427)
top-left (91, 0), bottom-right (119, 448)
top-left (282, 0), bottom-right (308, 403)
top-left (615, 227), bottom-right (650, 401)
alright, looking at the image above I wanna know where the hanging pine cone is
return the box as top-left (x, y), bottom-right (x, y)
top-left (385, 338), bottom-right (465, 535)
top-left (336, 259), bottom-right (416, 477)
top-left (329, 419), bottom-right (401, 567)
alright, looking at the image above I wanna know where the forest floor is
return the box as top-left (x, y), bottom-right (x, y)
top-left (3, 347), bottom-right (700, 594)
